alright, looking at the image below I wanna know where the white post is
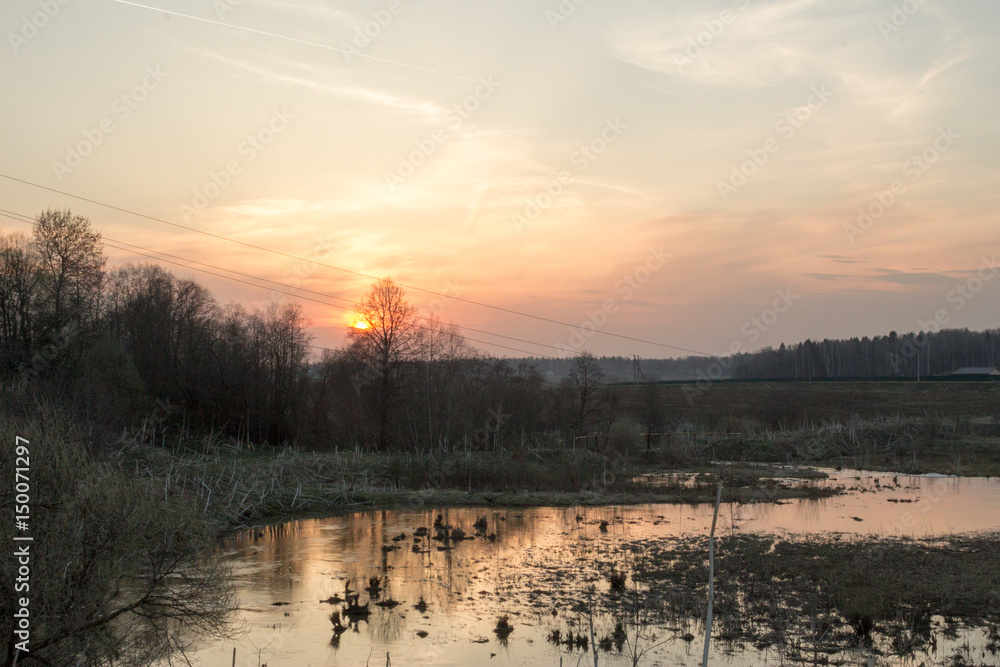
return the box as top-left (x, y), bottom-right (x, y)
top-left (702, 481), bottom-right (723, 667)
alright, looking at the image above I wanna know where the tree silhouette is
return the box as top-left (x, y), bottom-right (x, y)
top-left (347, 278), bottom-right (421, 450)
top-left (31, 209), bottom-right (104, 337)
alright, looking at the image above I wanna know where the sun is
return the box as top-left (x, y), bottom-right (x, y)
top-left (350, 317), bottom-right (371, 330)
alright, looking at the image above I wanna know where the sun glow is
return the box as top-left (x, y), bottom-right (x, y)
top-left (350, 317), bottom-right (371, 330)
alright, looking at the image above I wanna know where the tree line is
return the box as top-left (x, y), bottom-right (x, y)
top-left (0, 211), bottom-right (611, 450)
top-left (4, 210), bottom-right (999, 452)
top-left (730, 329), bottom-right (999, 380)
top-left (1, 210), bottom-right (309, 444)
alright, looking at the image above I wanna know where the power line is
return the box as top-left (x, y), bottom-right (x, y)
top-left (0, 208), bottom-right (716, 382)
top-left (1, 206), bottom-right (716, 381)
top-left (101, 238), bottom-right (579, 355)
top-left (111, 0), bottom-right (474, 82)
top-left (0, 173), bottom-right (716, 357)
top-left (0, 207), bottom-right (570, 356)
top-left (0, 209), bottom-right (559, 359)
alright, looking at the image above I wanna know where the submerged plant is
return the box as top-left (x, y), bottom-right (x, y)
top-left (608, 570), bottom-right (627, 592)
top-left (494, 615), bottom-right (514, 639)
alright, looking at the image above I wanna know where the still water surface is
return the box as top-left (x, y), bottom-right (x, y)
top-left (187, 470), bottom-right (1000, 666)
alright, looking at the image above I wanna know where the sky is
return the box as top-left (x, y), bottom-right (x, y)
top-left (2, 0), bottom-right (999, 360)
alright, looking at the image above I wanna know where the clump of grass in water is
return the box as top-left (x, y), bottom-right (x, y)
top-left (494, 615), bottom-right (514, 639)
top-left (597, 621), bottom-right (628, 652)
top-left (330, 611), bottom-right (347, 636)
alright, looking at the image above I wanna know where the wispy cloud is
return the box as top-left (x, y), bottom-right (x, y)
top-left (816, 254), bottom-right (865, 264)
top-left (609, 0), bottom-right (837, 88)
top-left (871, 271), bottom-right (952, 285)
top-left (608, 0), bottom-right (971, 121)
top-left (249, 0), bottom-right (356, 27)
top-left (185, 46), bottom-right (448, 119)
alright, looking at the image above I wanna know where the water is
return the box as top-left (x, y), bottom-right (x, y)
top-left (185, 470), bottom-right (1000, 666)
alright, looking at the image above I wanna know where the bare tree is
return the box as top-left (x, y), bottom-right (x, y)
top-left (30, 209), bottom-right (105, 338)
top-left (564, 352), bottom-right (605, 437)
top-left (641, 380), bottom-right (663, 450)
top-left (347, 278), bottom-right (421, 450)
top-left (0, 232), bottom-right (39, 370)
top-left (405, 317), bottom-right (475, 451)
top-left (249, 302), bottom-right (312, 444)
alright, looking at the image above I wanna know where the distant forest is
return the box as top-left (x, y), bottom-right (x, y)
top-left (520, 327), bottom-right (1000, 383)
top-left (3, 211), bottom-right (998, 451)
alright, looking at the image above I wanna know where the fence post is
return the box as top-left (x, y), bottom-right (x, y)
top-left (702, 481), bottom-right (723, 667)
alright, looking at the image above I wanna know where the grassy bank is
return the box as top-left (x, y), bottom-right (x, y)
top-left (127, 435), bottom-right (841, 534)
top-left (122, 383), bottom-right (1000, 533)
top-left (634, 380), bottom-right (1000, 428)
top-left (674, 413), bottom-right (1000, 475)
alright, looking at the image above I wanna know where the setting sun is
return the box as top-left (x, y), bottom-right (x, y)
top-left (351, 318), bottom-right (370, 331)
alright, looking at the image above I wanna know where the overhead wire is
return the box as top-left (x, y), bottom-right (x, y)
top-left (0, 208), bottom-right (565, 359)
top-left (0, 207), bottom-right (715, 380)
top-left (0, 173), bottom-right (716, 357)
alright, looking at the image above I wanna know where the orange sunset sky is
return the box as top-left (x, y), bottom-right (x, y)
top-left (3, 0), bottom-right (999, 359)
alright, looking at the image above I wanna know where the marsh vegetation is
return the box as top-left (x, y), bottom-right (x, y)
top-left (3, 213), bottom-right (1000, 665)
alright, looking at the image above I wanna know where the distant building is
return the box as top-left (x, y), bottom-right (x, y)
top-left (948, 367), bottom-right (1000, 380)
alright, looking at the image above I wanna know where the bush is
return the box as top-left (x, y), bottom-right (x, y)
top-left (73, 335), bottom-right (147, 426)
top-left (0, 409), bottom-right (240, 666)
top-left (608, 418), bottom-right (644, 459)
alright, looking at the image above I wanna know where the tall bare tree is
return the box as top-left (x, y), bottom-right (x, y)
top-left (0, 232), bottom-right (39, 370)
top-left (565, 352), bottom-right (605, 437)
top-left (30, 209), bottom-right (104, 337)
top-left (347, 278), bottom-right (420, 450)
top-left (405, 317), bottom-right (475, 451)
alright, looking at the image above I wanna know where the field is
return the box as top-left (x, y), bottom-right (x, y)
top-left (4, 381), bottom-right (999, 666)
top-left (111, 381), bottom-right (1000, 533)
top-left (629, 379), bottom-right (1000, 427)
